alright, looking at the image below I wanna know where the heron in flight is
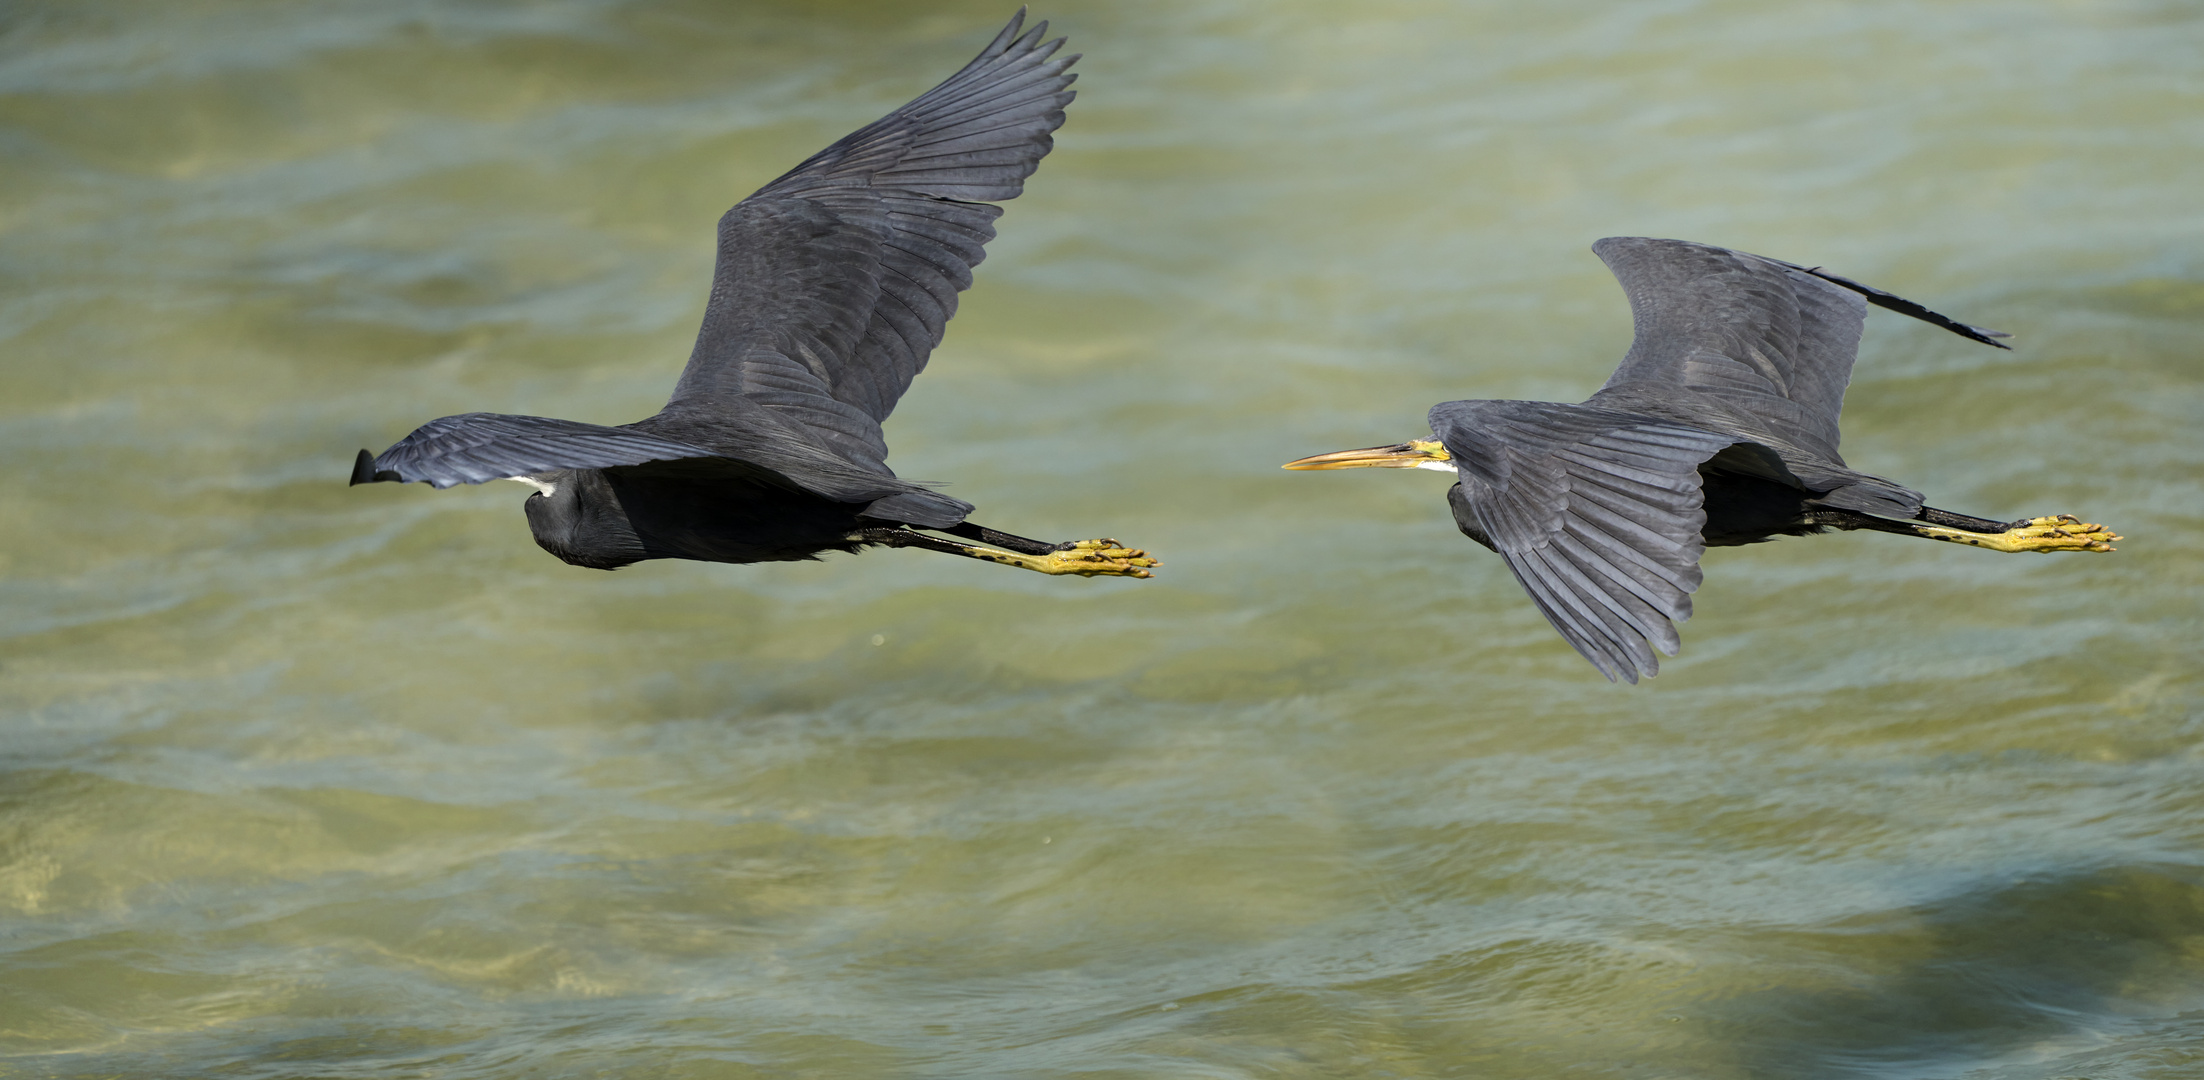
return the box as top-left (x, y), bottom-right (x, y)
top-left (1285, 238), bottom-right (2118, 683)
top-left (352, 12), bottom-right (1157, 580)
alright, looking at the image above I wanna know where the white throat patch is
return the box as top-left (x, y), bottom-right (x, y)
top-left (1415, 460), bottom-right (1460, 473)
top-left (505, 475), bottom-right (558, 497)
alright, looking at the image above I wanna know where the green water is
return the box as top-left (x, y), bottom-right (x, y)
top-left (4, 1), bottom-right (2202, 1076)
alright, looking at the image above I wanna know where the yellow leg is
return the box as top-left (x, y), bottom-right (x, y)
top-left (969, 538), bottom-right (1160, 578)
top-left (1915, 514), bottom-right (2120, 553)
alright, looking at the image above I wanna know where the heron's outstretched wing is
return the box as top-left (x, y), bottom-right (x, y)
top-left (352, 413), bottom-right (722, 488)
top-left (660, 11), bottom-right (1078, 472)
top-left (1590, 237), bottom-right (2008, 462)
top-left (353, 411), bottom-right (973, 527)
top-left (1432, 400), bottom-right (1737, 684)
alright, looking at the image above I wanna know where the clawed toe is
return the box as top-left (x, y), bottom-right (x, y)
top-left (1915, 513), bottom-right (2121, 553)
top-left (1048, 538), bottom-right (1160, 578)
top-left (2013, 514), bottom-right (2121, 553)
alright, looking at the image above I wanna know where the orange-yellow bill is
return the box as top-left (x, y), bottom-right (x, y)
top-left (1281, 439), bottom-right (1452, 470)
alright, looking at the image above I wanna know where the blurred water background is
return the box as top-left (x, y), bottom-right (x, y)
top-left (4, 1), bottom-right (2202, 1076)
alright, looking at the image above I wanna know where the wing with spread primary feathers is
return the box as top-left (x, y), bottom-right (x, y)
top-left (352, 413), bottom-right (722, 489)
top-left (660, 11), bottom-right (1078, 473)
top-left (355, 410), bottom-right (975, 527)
top-left (1432, 399), bottom-right (1738, 684)
top-left (1590, 237), bottom-right (2009, 463)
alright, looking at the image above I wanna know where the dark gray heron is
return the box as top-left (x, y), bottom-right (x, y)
top-left (351, 12), bottom-right (1157, 580)
top-left (1285, 238), bottom-right (2118, 683)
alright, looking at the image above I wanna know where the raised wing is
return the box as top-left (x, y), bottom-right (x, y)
top-left (661, 11), bottom-right (1078, 472)
top-left (1590, 237), bottom-right (2008, 463)
top-left (352, 413), bottom-right (721, 488)
top-left (1432, 400), bottom-right (1737, 684)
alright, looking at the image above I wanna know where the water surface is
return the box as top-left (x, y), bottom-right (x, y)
top-left (4, 1), bottom-right (2202, 1077)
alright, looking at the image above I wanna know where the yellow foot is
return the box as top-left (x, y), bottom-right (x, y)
top-left (976, 538), bottom-right (1160, 578)
top-left (1919, 514), bottom-right (2120, 553)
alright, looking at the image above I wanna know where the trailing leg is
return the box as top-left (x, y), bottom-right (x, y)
top-left (852, 526), bottom-right (1159, 577)
top-left (935, 521), bottom-right (1060, 556)
top-left (1811, 506), bottom-right (2119, 553)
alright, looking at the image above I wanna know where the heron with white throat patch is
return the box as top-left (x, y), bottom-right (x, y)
top-left (350, 12), bottom-right (1157, 581)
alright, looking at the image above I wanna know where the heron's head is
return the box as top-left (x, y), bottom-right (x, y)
top-left (1281, 438), bottom-right (1456, 473)
top-left (514, 469), bottom-right (647, 569)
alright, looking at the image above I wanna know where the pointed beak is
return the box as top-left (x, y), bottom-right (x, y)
top-left (349, 448), bottom-right (402, 485)
top-left (1281, 438), bottom-right (1452, 470)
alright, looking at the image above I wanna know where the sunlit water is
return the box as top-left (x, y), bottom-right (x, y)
top-left (4, 1), bottom-right (2202, 1077)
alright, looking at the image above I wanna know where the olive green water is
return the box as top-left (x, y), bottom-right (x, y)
top-left (4, 1), bottom-right (2203, 1077)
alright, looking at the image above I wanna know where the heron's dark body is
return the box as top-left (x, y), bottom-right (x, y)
top-left (520, 466), bottom-right (876, 571)
top-left (1694, 467), bottom-right (1836, 547)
